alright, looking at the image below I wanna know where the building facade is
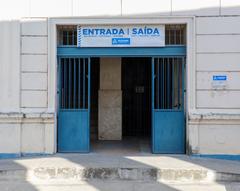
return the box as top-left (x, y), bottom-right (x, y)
top-left (0, 1), bottom-right (240, 158)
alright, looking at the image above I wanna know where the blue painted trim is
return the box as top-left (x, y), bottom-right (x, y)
top-left (192, 154), bottom-right (240, 161)
top-left (59, 109), bottom-right (88, 112)
top-left (0, 153), bottom-right (21, 159)
top-left (0, 153), bottom-right (50, 159)
top-left (21, 153), bottom-right (51, 157)
top-left (57, 46), bottom-right (186, 57)
top-left (154, 109), bottom-right (183, 112)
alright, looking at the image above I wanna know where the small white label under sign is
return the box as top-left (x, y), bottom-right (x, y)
top-left (212, 75), bottom-right (227, 89)
top-left (77, 25), bottom-right (165, 47)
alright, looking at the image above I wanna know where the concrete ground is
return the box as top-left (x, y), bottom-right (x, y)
top-left (0, 140), bottom-right (240, 190)
top-left (91, 137), bottom-right (151, 154)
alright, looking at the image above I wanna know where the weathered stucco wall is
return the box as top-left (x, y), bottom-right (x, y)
top-left (0, 19), bottom-right (55, 156)
top-left (0, 14), bottom-right (240, 156)
top-left (188, 16), bottom-right (240, 155)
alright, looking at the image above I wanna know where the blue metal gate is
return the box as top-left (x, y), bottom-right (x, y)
top-left (57, 24), bottom-right (187, 154)
top-left (58, 57), bottom-right (90, 152)
top-left (152, 57), bottom-right (185, 153)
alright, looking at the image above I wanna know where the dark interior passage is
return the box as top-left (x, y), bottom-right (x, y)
top-left (90, 58), bottom-right (100, 140)
top-left (122, 57), bottom-right (152, 138)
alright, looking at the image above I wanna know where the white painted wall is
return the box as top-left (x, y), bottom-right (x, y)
top-left (0, 124), bottom-right (21, 153)
top-left (1, 14), bottom-right (240, 155)
top-left (122, 0), bottom-right (171, 15)
top-left (196, 16), bottom-right (240, 110)
top-left (221, 0), bottom-right (240, 15)
top-left (20, 18), bottom-right (48, 111)
top-left (189, 121), bottom-right (240, 154)
top-left (189, 16), bottom-right (240, 155)
top-left (0, 21), bottom-right (20, 112)
top-left (0, 18), bottom-right (55, 155)
top-left (0, 0), bottom-right (240, 20)
top-left (172, 0), bottom-right (220, 16)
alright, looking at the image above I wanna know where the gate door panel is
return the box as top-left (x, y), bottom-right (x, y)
top-left (152, 57), bottom-right (185, 153)
top-left (58, 57), bottom-right (90, 152)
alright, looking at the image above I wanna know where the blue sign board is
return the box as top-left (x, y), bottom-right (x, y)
top-left (112, 38), bottom-right (130, 45)
top-left (77, 25), bottom-right (165, 47)
top-left (213, 75), bottom-right (227, 81)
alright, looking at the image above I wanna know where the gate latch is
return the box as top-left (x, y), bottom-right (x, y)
top-left (135, 86), bottom-right (145, 93)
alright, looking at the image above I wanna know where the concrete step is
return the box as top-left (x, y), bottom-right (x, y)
top-left (1, 166), bottom-right (240, 183)
top-left (0, 181), bottom-right (240, 191)
top-left (0, 154), bottom-right (240, 184)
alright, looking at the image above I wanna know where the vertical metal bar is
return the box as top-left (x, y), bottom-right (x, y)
top-left (159, 58), bottom-right (161, 109)
top-left (167, 58), bottom-right (170, 109)
top-left (161, 58), bottom-right (163, 109)
top-left (83, 58), bottom-right (86, 108)
top-left (172, 58), bottom-right (175, 109)
top-left (88, 57), bottom-right (91, 110)
top-left (85, 58), bottom-right (87, 109)
top-left (73, 58), bottom-right (76, 108)
top-left (151, 57), bottom-right (155, 152)
top-left (62, 28), bottom-right (64, 45)
top-left (78, 58), bottom-right (81, 108)
top-left (60, 29), bottom-right (62, 45)
top-left (62, 30), bottom-right (65, 45)
top-left (156, 59), bottom-right (159, 109)
top-left (72, 28), bottom-right (74, 46)
top-left (87, 57), bottom-right (91, 151)
top-left (66, 30), bottom-right (69, 45)
top-left (165, 58), bottom-right (167, 108)
top-left (64, 58), bottom-right (67, 108)
top-left (179, 26), bottom-right (182, 44)
top-left (58, 57), bottom-right (62, 109)
top-left (163, 58), bottom-right (165, 109)
top-left (168, 27), bottom-right (171, 44)
top-left (74, 30), bottom-right (77, 46)
top-left (182, 57), bottom-right (185, 110)
top-left (174, 26), bottom-right (177, 44)
top-left (165, 58), bottom-right (167, 109)
top-left (159, 58), bottom-right (161, 108)
top-left (68, 58), bottom-right (71, 109)
top-left (60, 59), bottom-right (63, 108)
top-left (177, 58), bottom-right (180, 109)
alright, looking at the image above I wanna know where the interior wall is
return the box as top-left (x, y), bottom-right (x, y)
top-left (98, 57), bottom-right (122, 140)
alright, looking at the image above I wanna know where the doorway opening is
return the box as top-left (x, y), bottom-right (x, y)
top-left (121, 57), bottom-right (152, 153)
top-left (89, 57), bottom-right (152, 154)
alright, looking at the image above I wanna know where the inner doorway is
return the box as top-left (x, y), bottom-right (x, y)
top-left (122, 57), bottom-right (152, 138)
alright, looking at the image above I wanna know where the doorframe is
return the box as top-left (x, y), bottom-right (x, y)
top-left (49, 16), bottom-right (196, 154)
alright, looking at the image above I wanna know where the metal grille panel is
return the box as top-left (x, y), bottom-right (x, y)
top-left (154, 57), bottom-right (185, 110)
top-left (59, 57), bottom-right (89, 109)
top-left (165, 25), bottom-right (186, 45)
top-left (57, 26), bottom-right (77, 46)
